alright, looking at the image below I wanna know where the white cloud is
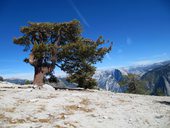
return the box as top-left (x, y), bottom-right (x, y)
top-left (68, 0), bottom-right (90, 27)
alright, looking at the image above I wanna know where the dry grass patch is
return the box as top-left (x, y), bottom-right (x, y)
top-left (9, 119), bottom-right (26, 124)
top-left (118, 99), bottom-right (130, 104)
top-left (38, 118), bottom-right (51, 123)
top-left (5, 107), bottom-right (16, 112)
top-left (64, 121), bottom-right (77, 128)
top-left (0, 114), bottom-right (12, 123)
top-left (36, 105), bottom-right (46, 113)
top-left (65, 105), bottom-right (79, 111)
top-left (42, 94), bottom-right (58, 99)
top-left (25, 117), bottom-right (51, 123)
top-left (79, 98), bottom-right (90, 106)
top-left (57, 112), bottom-right (74, 120)
top-left (0, 113), bottom-right (5, 119)
top-left (13, 99), bottom-right (26, 106)
top-left (0, 114), bottom-right (26, 124)
top-left (79, 106), bottom-right (93, 113)
top-left (64, 105), bottom-right (93, 113)
top-left (55, 124), bottom-right (65, 128)
top-left (26, 117), bottom-right (38, 123)
top-left (57, 113), bottom-right (66, 120)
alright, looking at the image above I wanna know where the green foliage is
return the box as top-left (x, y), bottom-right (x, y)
top-left (13, 20), bottom-right (82, 86)
top-left (67, 74), bottom-right (97, 89)
top-left (126, 74), bottom-right (138, 93)
top-left (25, 80), bottom-right (31, 85)
top-left (118, 75), bottom-right (129, 87)
top-left (119, 74), bottom-right (149, 95)
top-left (14, 20), bottom-right (112, 88)
top-left (48, 74), bottom-right (59, 83)
top-left (134, 80), bottom-right (149, 95)
top-left (156, 88), bottom-right (164, 96)
top-left (13, 20), bottom-right (81, 67)
top-left (0, 76), bottom-right (3, 81)
top-left (58, 37), bottom-right (112, 89)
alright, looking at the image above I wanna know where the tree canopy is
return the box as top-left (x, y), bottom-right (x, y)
top-left (57, 37), bottom-right (112, 88)
top-left (13, 20), bottom-right (112, 88)
top-left (14, 20), bottom-right (81, 66)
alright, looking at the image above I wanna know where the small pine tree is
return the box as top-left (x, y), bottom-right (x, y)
top-left (25, 80), bottom-right (31, 85)
top-left (0, 76), bottom-right (3, 81)
top-left (156, 88), bottom-right (164, 96)
top-left (128, 80), bottom-right (137, 93)
top-left (125, 74), bottom-right (149, 94)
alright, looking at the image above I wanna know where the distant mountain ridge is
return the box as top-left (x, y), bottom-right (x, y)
top-left (3, 60), bottom-right (170, 96)
top-left (121, 60), bottom-right (170, 75)
top-left (94, 60), bottom-right (170, 95)
top-left (5, 78), bottom-right (30, 85)
top-left (141, 63), bottom-right (170, 96)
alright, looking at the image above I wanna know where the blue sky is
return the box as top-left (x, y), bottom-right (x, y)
top-left (0, 0), bottom-right (170, 79)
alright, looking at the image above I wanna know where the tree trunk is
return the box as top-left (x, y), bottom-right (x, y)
top-left (33, 67), bottom-right (45, 87)
top-left (33, 66), bottom-right (55, 87)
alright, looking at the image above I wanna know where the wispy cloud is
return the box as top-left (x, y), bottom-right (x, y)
top-left (68, 0), bottom-right (90, 27)
top-left (106, 53), bottom-right (112, 60)
top-left (126, 37), bottom-right (132, 45)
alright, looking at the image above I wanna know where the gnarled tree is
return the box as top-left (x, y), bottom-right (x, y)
top-left (14, 20), bottom-right (81, 86)
top-left (14, 20), bottom-right (112, 89)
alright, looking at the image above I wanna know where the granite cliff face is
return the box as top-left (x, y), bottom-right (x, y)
top-left (141, 63), bottom-right (170, 96)
top-left (93, 69), bottom-right (126, 92)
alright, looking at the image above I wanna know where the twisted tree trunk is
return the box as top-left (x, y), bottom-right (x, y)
top-left (29, 53), bottom-right (55, 87)
top-left (33, 67), bottom-right (44, 86)
top-left (33, 66), bottom-right (55, 87)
